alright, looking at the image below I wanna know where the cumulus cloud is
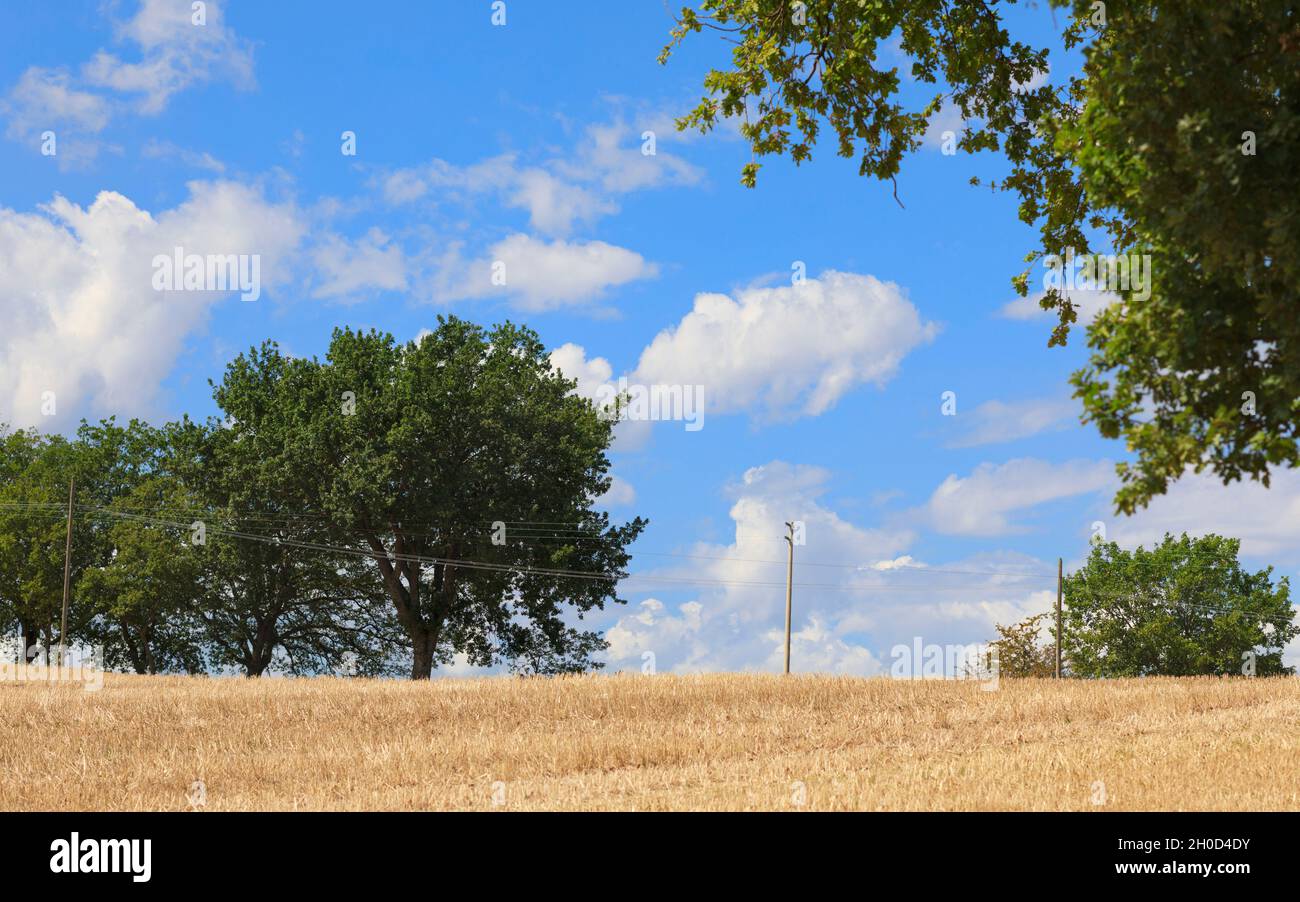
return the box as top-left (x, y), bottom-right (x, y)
top-left (546, 270), bottom-right (934, 444)
top-left (632, 270), bottom-right (938, 422)
top-left (508, 168), bottom-right (616, 236)
top-left (1107, 468), bottom-right (1300, 564)
top-left (926, 458), bottom-right (1117, 536)
top-left (602, 460), bottom-right (1055, 675)
top-left (367, 113), bottom-right (703, 308)
top-left (379, 154), bottom-right (615, 237)
top-left (547, 342), bottom-right (652, 450)
top-left (0, 181), bottom-right (305, 428)
top-left (435, 233), bottom-right (657, 311)
top-left (922, 100), bottom-right (967, 149)
top-left (549, 342), bottom-right (612, 395)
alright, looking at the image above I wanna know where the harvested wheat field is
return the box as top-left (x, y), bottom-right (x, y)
top-left (2, 672), bottom-right (1298, 811)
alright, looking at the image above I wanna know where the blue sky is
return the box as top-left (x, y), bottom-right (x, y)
top-left (2, 0), bottom-right (1295, 674)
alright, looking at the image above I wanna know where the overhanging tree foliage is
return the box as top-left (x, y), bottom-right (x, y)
top-left (662, 0), bottom-right (1300, 512)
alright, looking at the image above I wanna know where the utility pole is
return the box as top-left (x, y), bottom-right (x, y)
top-left (783, 521), bottom-right (795, 675)
top-left (1055, 557), bottom-right (1063, 679)
top-left (58, 478), bottom-right (75, 669)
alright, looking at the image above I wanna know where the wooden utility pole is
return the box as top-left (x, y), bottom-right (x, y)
top-left (1055, 556), bottom-right (1063, 679)
top-left (58, 478), bottom-right (75, 668)
top-left (783, 521), bottom-right (795, 675)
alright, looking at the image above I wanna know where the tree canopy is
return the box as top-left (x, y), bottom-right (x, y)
top-left (1062, 533), bottom-right (1296, 677)
top-left (661, 0), bottom-right (1300, 513)
top-left (0, 316), bottom-right (645, 679)
top-left (208, 318), bottom-right (645, 678)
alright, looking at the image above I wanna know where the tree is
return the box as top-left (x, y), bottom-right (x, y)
top-left (660, 0), bottom-right (1053, 195)
top-left (77, 474), bottom-right (208, 675)
top-left (0, 427), bottom-right (70, 660)
top-left (2, 418), bottom-right (220, 673)
top-left (169, 420), bottom-right (401, 677)
top-left (1060, 1), bottom-right (1300, 513)
top-left (1062, 533), bottom-right (1297, 677)
top-left (209, 317), bottom-right (646, 679)
top-left (67, 419), bottom-right (212, 673)
top-left (194, 528), bottom-right (398, 677)
top-left (662, 1), bottom-right (1300, 512)
top-left (985, 612), bottom-right (1057, 678)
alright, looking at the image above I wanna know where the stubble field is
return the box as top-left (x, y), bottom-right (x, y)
top-left (2, 672), bottom-right (1297, 811)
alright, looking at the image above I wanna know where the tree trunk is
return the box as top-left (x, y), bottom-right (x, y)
top-left (365, 532), bottom-right (446, 680)
top-left (247, 617), bottom-right (277, 676)
top-left (20, 620), bottom-right (38, 663)
top-left (410, 627), bottom-right (436, 680)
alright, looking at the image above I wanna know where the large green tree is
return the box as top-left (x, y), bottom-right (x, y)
top-left (662, 0), bottom-right (1300, 512)
top-left (0, 421), bottom-right (191, 665)
top-left (0, 427), bottom-right (70, 660)
top-left (77, 473), bottom-right (208, 675)
top-left (209, 317), bottom-right (646, 679)
top-left (1062, 533), bottom-right (1297, 676)
top-left (170, 419), bottom-right (400, 677)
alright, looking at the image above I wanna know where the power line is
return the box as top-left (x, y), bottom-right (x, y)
top-left (4, 498), bottom-right (1292, 608)
top-left (66, 505), bottom-right (1058, 595)
top-left (2, 497), bottom-right (1059, 581)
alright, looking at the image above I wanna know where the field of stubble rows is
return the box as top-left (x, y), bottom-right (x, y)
top-left (2, 672), bottom-right (1297, 811)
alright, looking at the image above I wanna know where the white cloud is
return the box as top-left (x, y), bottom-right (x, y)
top-left (380, 168), bottom-right (433, 205)
top-left (83, 0), bottom-right (255, 115)
top-left (378, 118), bottom-right (700, 236)
top-left (507, 168), bottom-right (616, 236)
top-left (945, 396), bottom-right (1078, 448)
top-left (435, 233), bottom-right (657, 311)
top-left (556, 120), bottom-right (704, 194)
top-left (0, 181), bottom-right (305, 429)
top-left (141, 138), bottom-right (225, 172)
top-left (1110, 468), bottom-right (1300, 564)
top-left (2, 67), bottom-right (112, 135)
top-left (549, 342), bottom-right (613, 397)
top-left (926, 458), bottom-right (1116, 536)
top-left (368, 115), bottom-right (702, 310)
top-left (602, 460), bottom-right (1054, 675)
top-left (380, 154), bottom-right (615, 236)
top-left (598, 475), bottom-right (637, 508)
top-left (310, 227), bottom-right (409, 301)
top-left (633, 270), bottom-right (938, 422)
top-left (547, 342), bottom-right (652, 450)
top-left (922, 100), bottom-right (967, 149)
top-left (2, 0), bottom-right (254, 162)
top-left (546, 270), bottom-right (935, 445)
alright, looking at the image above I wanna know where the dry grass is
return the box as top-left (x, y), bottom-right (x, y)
top-left (1, 672), bottom-right (1297, 811)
